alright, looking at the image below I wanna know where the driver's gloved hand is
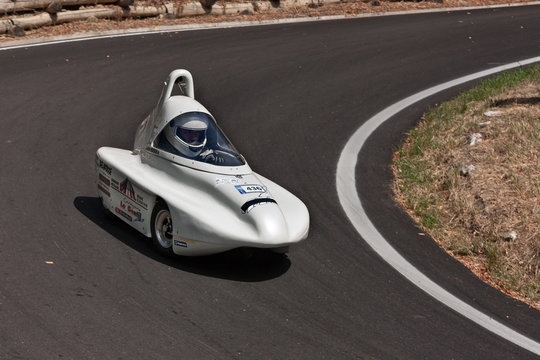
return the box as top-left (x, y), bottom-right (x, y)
top-left (201, 150), bottom-right (224, 164)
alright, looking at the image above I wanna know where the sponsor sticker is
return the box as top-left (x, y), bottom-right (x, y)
top-left (146, 146), bottom-right (160, 155)
top-left (99, 173), bottom-right (110, 187)
top-left (120, 200), bottom-right (143, 222)
top-left (235, 184), bottom-right (266, 194)
top-left (215, 177), bottom-right (243, 187)
top-left (174, 240), bottom-right (188, 247)
top-left (119, 178), bottom-right (136, 201)
top-left (111, 178), bottom-right (119, 190)
top-left (97, 159), bottom-right (112, 175)
top-left (174, 237), bottom-right (196, 247)
top-left (111, 178), bottom-right (148, 210)
top-left (115, 207), bottom-right (132, 222)
top-left (98, 184), bottom-right (110, 197)
top-left (136, 194), bottom-right (148, 210)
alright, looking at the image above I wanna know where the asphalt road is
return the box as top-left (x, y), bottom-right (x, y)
top-left (1, 5), bottom-right (540, 359)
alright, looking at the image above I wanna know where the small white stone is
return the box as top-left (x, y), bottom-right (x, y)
top-left (483, 110), bottom-right (502, 117)
top-left (503, 231), bottom-right (517, 242)
top-left (460, 164), bottom-right (476, 176)
top-left (478, 121), bottom-right (491, 127)
top-left (467, 133), bottom-right (483, 146)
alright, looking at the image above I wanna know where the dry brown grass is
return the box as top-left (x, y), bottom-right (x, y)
top-left (394, 68), bottom-right (540, 309)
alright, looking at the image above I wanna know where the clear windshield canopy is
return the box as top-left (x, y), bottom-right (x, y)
top-left (155, 112), bottom-right (245, 167)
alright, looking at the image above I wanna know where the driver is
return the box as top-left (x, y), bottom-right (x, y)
top-left (163, 114), bottom-right (224, 164)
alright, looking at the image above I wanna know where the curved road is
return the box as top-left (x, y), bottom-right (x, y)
top-left (1, 5), bottom-right (540, 359)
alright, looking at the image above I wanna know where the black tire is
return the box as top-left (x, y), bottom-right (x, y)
top-left (151, 202), bottom-right (174, 256)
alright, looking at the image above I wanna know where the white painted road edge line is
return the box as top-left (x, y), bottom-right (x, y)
top-left (336, 56), bottom-right (540, 356)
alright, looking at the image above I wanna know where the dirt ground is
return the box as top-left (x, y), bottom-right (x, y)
top-left (393, 74), bottom-right (540, 310)
top-left (1, 0), bottom-right (539, 43)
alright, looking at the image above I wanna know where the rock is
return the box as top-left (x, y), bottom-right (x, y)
top-left (467, 133), bottom-right (482, 146)
top-left (199, 0), bottom-right (216, 7)
top-left (460, 164), bottom-right (476, 177)
top-left (270, 0), bottom-right (280, 8)
top-left (8, 25), bottom-right (25, 37)
top-left (483, 110), bottom-right (502, 117)
top-left (45, 2), bottom-right (62, 14)
top-left (503, 231), bottom-right (517, 242)
top-left (116, 0), bottom-right (134, 7)
top-left (371, 0), bottom-right (380, 5)
top-left (477, 121), bottom-right (491, 127)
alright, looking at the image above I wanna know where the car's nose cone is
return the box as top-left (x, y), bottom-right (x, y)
top-left (248, 202), bottom-right (289, 245)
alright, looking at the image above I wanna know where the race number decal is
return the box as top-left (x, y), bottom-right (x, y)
top-left (235, 184), bottom-right (266, 194)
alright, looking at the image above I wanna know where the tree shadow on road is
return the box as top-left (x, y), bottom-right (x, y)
top-left (73, 196), bottom-right (291, 282)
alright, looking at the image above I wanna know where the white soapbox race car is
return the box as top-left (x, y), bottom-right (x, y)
top-left (95, 69), bottom-right (309, 256)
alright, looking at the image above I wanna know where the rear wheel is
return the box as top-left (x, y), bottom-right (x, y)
top-left (151, 202), bottom-right (174, 256)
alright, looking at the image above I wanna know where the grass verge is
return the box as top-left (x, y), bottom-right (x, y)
top-left (393, 64), bottom-right (540, 309)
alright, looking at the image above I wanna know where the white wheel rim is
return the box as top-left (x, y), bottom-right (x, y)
top-left (155, 209), bottom-right (173, 248)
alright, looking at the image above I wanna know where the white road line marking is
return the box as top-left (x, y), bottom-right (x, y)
top-left (336, 56), bottom-right (540, 356)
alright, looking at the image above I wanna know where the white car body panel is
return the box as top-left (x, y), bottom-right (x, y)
top-left (95, 69), bottom-right (309, 256)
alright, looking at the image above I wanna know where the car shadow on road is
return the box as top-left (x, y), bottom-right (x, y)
top-left (74, 196), bottom-right (291, 282)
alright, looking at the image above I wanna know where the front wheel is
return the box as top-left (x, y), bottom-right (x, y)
top-left (151, 202), bottom-right (174, 256)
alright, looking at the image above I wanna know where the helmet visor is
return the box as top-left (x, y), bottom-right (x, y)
top-left (177, 127), bottom-right (206, 146)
